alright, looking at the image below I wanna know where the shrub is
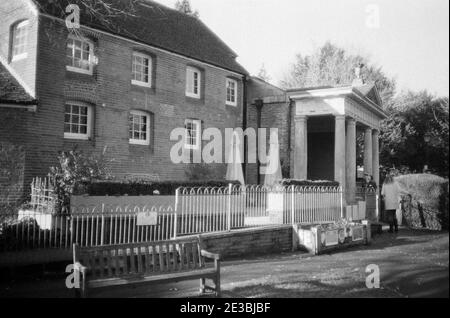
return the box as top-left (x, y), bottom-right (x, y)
top-left (280, 179), bottom-right (340, 187)
top-left (73, 180), bottom-right (241, 196)
top-left (396, 174), bottom-right (448, 231)
top-left (48, 148), bottom-right (113, 211)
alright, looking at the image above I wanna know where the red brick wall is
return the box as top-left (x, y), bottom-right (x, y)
top-left (245, 78), bottom-right (291, 184)
top-left (2, 11), bottom-right (246, 199)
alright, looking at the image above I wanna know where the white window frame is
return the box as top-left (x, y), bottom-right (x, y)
top-left (226, 78), bottom-right (238, 106)
top-left (11, 20), bottom-right (29, 62)
top-left (184, 119), bottom-right (201, 150)
top-left (64, 101), bottom-right (93, 140)
top-left (129, 110), bottom-right (151, 146)
top-left (131, 52), bottom-right (152, 88)
top-left (66, 35), bottom-right (95, 75)
top-left (186, 66), bottom-right (201, 99)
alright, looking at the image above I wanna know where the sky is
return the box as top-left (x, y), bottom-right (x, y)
top-left (156, 0), bottom-right (449, 96)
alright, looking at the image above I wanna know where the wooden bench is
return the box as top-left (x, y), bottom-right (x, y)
top-left (73, 236), bottom-right (221, 298)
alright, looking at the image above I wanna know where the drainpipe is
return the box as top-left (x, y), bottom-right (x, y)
top-left (242, 75), bottom-right (248, 181)
top-left (255, 99), bottom-right (264, 184)
top-left (287, 98), bottom-right (294, 178)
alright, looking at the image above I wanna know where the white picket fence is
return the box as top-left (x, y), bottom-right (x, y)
top-left (175, 185), bottom-right (343, 236)
top-left (1, 184), bottom-right (344, 252)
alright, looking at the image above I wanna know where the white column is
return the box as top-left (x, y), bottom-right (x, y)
top-left (372, 129), bottom-right (380, 187)
top-left (334, 115), bottom-right (346, 193)
top-left (294, 116), bottom-right (308, 180)
top-left (346, 118), bottom-right (356, 204)
top-left (364, 127), bottom-right (373, 176)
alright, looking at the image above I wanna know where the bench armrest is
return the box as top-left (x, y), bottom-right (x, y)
top-left (201, 249), bottom-right (220, 261)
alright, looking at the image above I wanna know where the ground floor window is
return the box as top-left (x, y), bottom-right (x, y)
top-left (64, 102), bottom-right (92, 140)
top-left (184, 119), bottom-right (201, 149)
top-left (129, 110), bottom-right (151, 145)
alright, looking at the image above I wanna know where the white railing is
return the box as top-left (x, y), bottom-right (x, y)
top-left (1, 184), bottom-right (344, 252)
top-left (176, 185), bottom-right (344, 236)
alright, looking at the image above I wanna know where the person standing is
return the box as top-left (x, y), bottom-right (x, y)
top-left (381, 174), bottom-right (406, 233)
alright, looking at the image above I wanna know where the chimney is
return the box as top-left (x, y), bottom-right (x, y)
top-left (352, 63), bottom-right (365, 87)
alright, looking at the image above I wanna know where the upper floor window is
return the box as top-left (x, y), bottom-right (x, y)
top-left (66, 35), bottom-right (94, 75)
top-left (129, 110), bottom-right (151, 145)
top-left (226, 78), bottom-right (238, 106)
top-left (184, 119), bottom-right (201, 149)
top-left (64, 102), bottom-right (93, 140)
top-left (132, 52), bottom-right (152, 87)
top-left (11, 20), bottom-right (29, 61)
top-left (186, 66), bottom-right (201, 99)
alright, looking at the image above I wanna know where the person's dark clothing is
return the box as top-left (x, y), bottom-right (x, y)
top-left (385, 209), bottom-right (398, 233)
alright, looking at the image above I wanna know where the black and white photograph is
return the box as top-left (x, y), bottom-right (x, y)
top-left (0, 0), bottom-right (448, 302)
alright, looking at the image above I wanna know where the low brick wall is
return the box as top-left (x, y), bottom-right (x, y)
top-left (189, 225), bottom-right (293, 260)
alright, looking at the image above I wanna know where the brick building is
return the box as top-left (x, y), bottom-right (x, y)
top-left (1, 0), bottom-right (387, 206)
top-left (0, 0), bottom-right (249, 201)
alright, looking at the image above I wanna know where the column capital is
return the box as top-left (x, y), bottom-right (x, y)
top-left (335, 114), bottom-right (346, 120)
top-left (347, 117), bottom-right (357, 125)
top-left (294, 115), bottom-right (307, 123)
top-left (372, 128), bottom-right (380, 135)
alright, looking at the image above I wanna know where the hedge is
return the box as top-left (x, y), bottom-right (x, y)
top-left (73, 180), bottom-right (241, 196)
top-left (280, 179), bottom-right (340, 187)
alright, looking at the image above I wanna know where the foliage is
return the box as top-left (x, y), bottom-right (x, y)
top-left (175, 0), bottom-right (199, 18)
top-left (280, 179), bottom-right (340, 187)
top-left (48, 148), bottom-right (113, 211)
top-left (73, 180), bottom-right (241, 196)
top-left (280, 42), bottom-right (396, 106)
top-left (380, 92), bottom-right (449, 177)
top-left (396, 174), bottom-right (448, 231)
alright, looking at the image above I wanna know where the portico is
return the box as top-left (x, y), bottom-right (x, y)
top-left (287, 84), bottom-right (387, 204)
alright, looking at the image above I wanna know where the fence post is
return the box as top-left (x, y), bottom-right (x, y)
top-left (227, 183), bottom-right (232, 232)
top-left (100, 203), bottom-right (105, 246)
top-left (174, 188), bottom-right (179, 239)
top-left (291, 186), bottom-right (295, 225)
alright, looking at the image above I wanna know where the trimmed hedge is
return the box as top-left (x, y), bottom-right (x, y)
top-left (73, 180), bottom-right (241, 196)
top-left (280, 179), bottom-right (340, 187)
top-left (396, 174), bottom-right (449, 231)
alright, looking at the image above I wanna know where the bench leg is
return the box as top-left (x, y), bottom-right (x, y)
top-left (199, 278), bottom-right (206, 294)
top-left (214, 273), bottom-right (221, 298)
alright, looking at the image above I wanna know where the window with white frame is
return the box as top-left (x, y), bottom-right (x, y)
top-left (129, 110), bottom-right (151, 145)
top-left (64, 102), bottom-right (92, 140)
top-left (132, 52), bottom-right (152, 87)
top-left (66, 35), bottom-right (94, 74)
top-left (186, 66), bottom-right (201, 98)
top-left (226, 78), bottom-right (238, 106)
top-left (184, 119), bottom-right (201, 149)
top-left (11, 20), bottom-right (29, 61)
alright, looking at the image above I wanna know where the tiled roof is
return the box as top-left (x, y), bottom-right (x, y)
top-left (32, 0), bottom-right (248, 75)
top-left (0, 63), bottom-right (36, 105)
